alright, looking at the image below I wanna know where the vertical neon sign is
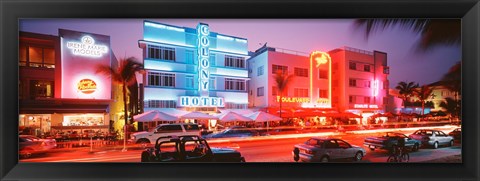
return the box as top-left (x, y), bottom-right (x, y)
top-left (308, 51), bottom-right (332, 108)
top-left (372, 80), bottom-right (379, 96)
top-left (197, 23), bottom-right (210, 96)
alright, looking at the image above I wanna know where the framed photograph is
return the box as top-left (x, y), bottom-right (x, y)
top-left (1, 0), bottom-right (479, 181)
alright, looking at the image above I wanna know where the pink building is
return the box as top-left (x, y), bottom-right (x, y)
top-left (328, 46), bottom-right (390, 118)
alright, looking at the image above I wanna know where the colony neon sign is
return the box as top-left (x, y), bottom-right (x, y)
top-left (179, 96), bottom-right (225, 107)
top-left (197, 24), bottom-right (210, 95)
top-left (66, 36), bottom-right (108, 58)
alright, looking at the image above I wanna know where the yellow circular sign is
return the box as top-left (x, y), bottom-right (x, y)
top-left (77, 79), bottom-right (97, 94)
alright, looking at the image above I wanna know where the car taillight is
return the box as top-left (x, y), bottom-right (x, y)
top-left (305, 150), bottom-right (316, 155)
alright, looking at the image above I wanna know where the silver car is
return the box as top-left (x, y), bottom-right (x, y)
top-left (408, 129), bottom-right (454, 149)
top-left (293, 137), bottom-right (366, 162)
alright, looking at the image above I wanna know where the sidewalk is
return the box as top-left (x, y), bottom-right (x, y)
top-left (421, 154), bottom-right (461, 163)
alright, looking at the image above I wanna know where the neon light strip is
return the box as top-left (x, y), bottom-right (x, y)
top-left (145, 22), bottom-right (185, 32)
top-left (308, 51), bottom-right (332, 108)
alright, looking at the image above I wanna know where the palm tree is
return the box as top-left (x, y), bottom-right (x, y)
top-left (355, 19), bottom-right (460, 51)
top-left (415, 85), bottom-right (434, 118)
top-left (395, 81), bottom-right (419, 110)
top-left (96, 57), bottom-right (144, 151)
top-left (441, 62), bottom-right (461, 118)
top-left (440, 97), bottom-right (460, 117)
top-left (273, 70), bottom-right (294, 118)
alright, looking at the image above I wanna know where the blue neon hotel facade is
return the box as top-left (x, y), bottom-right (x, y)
top-left (138, 21), bottom-right (249, 116)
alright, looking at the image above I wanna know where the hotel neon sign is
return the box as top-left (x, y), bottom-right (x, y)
top-left (307, 51), bottom-right (332, 108)
top-left (276, 96), bottom-right (310, 103)
top-left (198, 23), bottom-right (210, 95)
top-left (179, 96), bottom-right (225, 107)
top-left (354, 104), bottom-right (379, 109)
top-left (66, 36), bottom-right (108, 58)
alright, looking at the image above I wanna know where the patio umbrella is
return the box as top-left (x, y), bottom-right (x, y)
top-left (383, 112), bottom-right (396, 118)
top-left (369, 113), bottom-right (383, 119)
top-left (246, 111), bottom-right (282, 132)
top-left (217, 112), bottom-right (254, 122)
top-left (343, 112), bottom-right (363, 119)
top-left (180, 111), bottom-right (218, 120)
top-left (133, 110), bottom-right (179, 122)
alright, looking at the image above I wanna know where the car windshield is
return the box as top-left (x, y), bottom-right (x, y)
top-left (415, 130), bottom-right (433, 136)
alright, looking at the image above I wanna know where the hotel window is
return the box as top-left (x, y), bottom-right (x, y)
top-left (319, 89), bottom-right (328, 98)
top-left (210, 54), bottom-right (216, 66)
top-left (294, 67), bottom-right (308, 77)
top-left (257, 87), bottom-right (264, 97)
top-left (349, 62), bottom-right (356, 70)
top-left (364, 65), bottom-right (371, 72)
top-left (147, 45), bottom-right (176, 61)
top-left (272, 86), bottom-right (278, 96)
top-left (383, 66), bottom-right (390, 74)
top-left (294, 88), bottom-right (308, 97)
top-left (148, 72), bottom-right (175, 87)
top-left (349, 95), bottom-right (355, 103)
top-left (19, 45), bottom-right (55, 68)
top-left (319, 69), bottom-right (328, 79)
top-left (257, 66), bottom-right (264, 76)
top-left (364, 97), bottom-right (370, 104)
top-left (349, 79), bottom-right (357, 87)
top-left (364, 80), bottom-right (371, 88)
top-left (185, 50), bottom-right (194, 64)
top-left (383, 81), bottom-right (389, 89)
top-left (225, 78), bottom-right (245, 91)
top-left (209, 77), bottom-right (216, 90)
top-left (185, 75), bottom-right (194, 89)
top-left (29, 80), bottom-right (54, 99)
top-left (272, 64), bottom-right (288, 75)
top-left (224, 55), bottom-right (245, 68)
top-left (383, 97), bottom-right (389, 105)
top-left (145, 100), bottom-right (177, 108)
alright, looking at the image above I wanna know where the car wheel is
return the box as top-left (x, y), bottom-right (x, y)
top-left (141, 151), bottom-right (151, 162)
top-left (433, 142), bottom-right (439, 149)
top-left (449, 140), bottom-right (454, 147)
top-left (20, 148), bottom-right (34, 159)
top-left (354, 152), bottom-right (363, 161)
top-left (412, 143), bottom-right (419, 152)
top-left (320, 156), bottom-right (329, 162)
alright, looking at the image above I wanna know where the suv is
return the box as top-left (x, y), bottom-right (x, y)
top-left (141, 135), bottom-right (245, 162)
top-left (130, 123), bottom-right (200, 146)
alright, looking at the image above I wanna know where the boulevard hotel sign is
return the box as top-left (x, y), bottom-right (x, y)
top-left (179, 23), bottom-right (225, 107)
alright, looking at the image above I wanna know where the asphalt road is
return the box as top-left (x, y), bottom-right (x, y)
top-left (21, 126), bottom-right (461, 163)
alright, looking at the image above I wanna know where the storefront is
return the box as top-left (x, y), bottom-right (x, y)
top-left (19, 29), bottom-right (115, 137)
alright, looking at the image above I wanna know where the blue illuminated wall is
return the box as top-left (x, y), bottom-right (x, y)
top-left (139, 20), bottom-right (249, 110)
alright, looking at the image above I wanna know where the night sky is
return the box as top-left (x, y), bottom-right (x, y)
top-left (19, 19), bottom-right (461, 87)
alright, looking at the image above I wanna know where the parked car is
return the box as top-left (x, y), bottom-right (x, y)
top-left (54, 132), bottom-right (68, 141)
top-left (19, 135), bottom-right (57, 158)
top-left (364, 132), bottom-right (421, 152)
top-left (130, 123), bottom-right (200, 146)
top-left (408, 129), bottom-right (454, 149)
top-left (292, 137), bottom-right (366, 162)
top-left (140, 135), bottom-right (245, 162)
top-left (448, 128), bottom-right (461, 140)
top-left (203, 127), bottom-right (259, 139)
top-left (67, 131), bottom-right (80, 140)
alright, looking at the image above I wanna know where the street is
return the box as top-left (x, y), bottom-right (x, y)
top-left (21, 126), bottom-right (461, 163)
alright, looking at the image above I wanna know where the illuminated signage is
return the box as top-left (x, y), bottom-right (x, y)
top-left (309, 51), bottom-right (332, 108)
top-left (179, 96), bottom-right (225, 107)
top-left (66, 36), bottom-right (108, 58)
top-left (354, 104), bottom-right (379, 109)
top-left (77, 79), bottom-right (97, 94)
top-left (276, 96), bottom-right (310, 103)
top-left (197, 23), bottom-right (210, 95)
top-left (372, 80), bottom-right (379, 96)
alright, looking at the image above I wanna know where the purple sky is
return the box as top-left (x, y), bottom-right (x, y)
top-left (19, 19), bottom-right (461, 87)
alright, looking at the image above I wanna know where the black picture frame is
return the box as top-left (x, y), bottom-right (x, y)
top-left (1, 0), bottom-right (479, 181)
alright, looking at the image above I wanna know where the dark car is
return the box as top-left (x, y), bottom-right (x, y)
top-left (364, 132), bottom-right (421, 152)
top-left (448, 128), bottom-right (461, 140)
top-left (141, 135), bottom-right (245, 162)
top-left (204, 127), bottom-right (259, 139)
